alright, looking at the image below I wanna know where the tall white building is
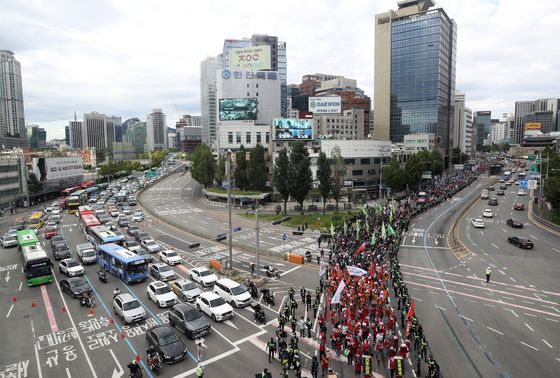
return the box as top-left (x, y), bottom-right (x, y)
top-left (403, 133), bottom-right (436, 153)
top-left (0, 148), bottom-right (27, 210)
top-left (83, 112), bottom-right (108, 150)
top-left (200, 55), bottom-right (223, 147)
top-left (314, 109), bottom-right (365, 140)
top-left (463, 107), bottom-right (473, 154)
top-left (490, 121), bottom-right (508, 143)
top-left (146, 108), bottom-right (167, 151)
top-left (0, 50), bottom-right (27, 149)
top-left (69, 121), bottom-right (83, 148)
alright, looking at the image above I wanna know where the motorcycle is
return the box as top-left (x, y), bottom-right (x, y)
top-left (264, 265), bottom-right (281, 278)
top-left (127, 361), bottom-right (143, 378)
top-left (97, 270), bottom-right (108, 283)
top-left (146, 349), bottom-right (161, 376)
top-left (79, 294), bottom-right (95, 308)
top-left (252, 304), bottom-right (266, 324)
top-left (305, 251), bottom-right (312, 263)
top-left (261, 288), bottom-right (275, 306)
top-left (249, 282), bottom-right (258, 298)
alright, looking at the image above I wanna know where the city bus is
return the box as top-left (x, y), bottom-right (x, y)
top-left (17, 230), bottom-right (40, 250)
top-left (87, 225), bottom-right (125, 249)
top-left (78, 205), bottom-right (94, 216)
top-left (22, 245), bottom-right (53, 286)
top-left (85, 187), bottom-right (97, 198)
top-left (81, 181), bottom-right (95, 189)
top-left (27, 211), bottom-right (46, 233)
top-left (67, 190), bottom-right (88, 213)
top-left (61, 185), bottom-right (81, 197)
top-left (97, 243), bottom-right (148, 284)
top-left (80, 214), bottom-right (102, 236)
top-left (417, 192), bottom-right (428, 204)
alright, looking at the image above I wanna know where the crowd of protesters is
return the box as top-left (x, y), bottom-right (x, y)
top-left (262, 172), bottom-right (476, 377)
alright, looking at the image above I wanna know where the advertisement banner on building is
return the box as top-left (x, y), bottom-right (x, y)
top-left (273, 118), bottom-right (313, 140)
top-left (524, 122), bottom-right (541, 131)
top-left (32, 157), bottom-right (83, 182)
top-left (308, 96), bottom-right (342, 114)
top-left (229, 46), bottom-right (271, 71)
top-left (219, 98), bottom-right (258, 121)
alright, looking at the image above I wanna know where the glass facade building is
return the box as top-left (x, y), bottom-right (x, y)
top-left (389, 9), bottom-right (456, 162)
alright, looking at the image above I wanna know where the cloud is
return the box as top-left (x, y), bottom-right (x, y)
top-left (1, 0), bottom-right (558, 139)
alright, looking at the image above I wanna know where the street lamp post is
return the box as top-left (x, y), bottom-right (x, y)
top-left (226, 149), bottom-right (233, 269)
top-left (255, 198), bottom-right (260, 278)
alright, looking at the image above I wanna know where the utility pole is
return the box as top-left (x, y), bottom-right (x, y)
top-left (256, 198), bottom-right (260, 278)
top-left (226, 149), bottom-right (233, 269)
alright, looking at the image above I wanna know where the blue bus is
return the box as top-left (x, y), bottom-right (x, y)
top-left (97, 243), bottom-right (148, 284)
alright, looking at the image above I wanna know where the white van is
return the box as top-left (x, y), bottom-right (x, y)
top-left (76, 242), bottom-right (97, 264)
top-left (213, 278), bottom-right (251, 308)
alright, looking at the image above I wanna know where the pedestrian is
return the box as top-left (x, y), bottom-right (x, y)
top-left (486, 267), bottom-right (491, 283)
top-left (321, 353), bottom-right (329, 377)
top-left (195, 363), bottom-right (204, 377)
top-left (301, 287), bottom-right (306, 304)
top-left (299, 316), bottom-right (306, 338)
top-left (313, 301), bottom-right (319, 318)
top-left (291, 316), bottom-right (297, 334)
top-left (306, 292), bottom-right (312, 310)
top-left (196, 341), bottom-right (203, 362)
top-left (306, 318), bottom-right (313, 338)
top-left (266, 337), bottom-right (276, 363)
top-left (311, 355), bottom-right (319, 378)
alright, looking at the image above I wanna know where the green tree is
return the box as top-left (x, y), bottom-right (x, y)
top-left (544, 151), bottom-right (560, 210)
top-left (150, 150), bottom-right (167, 167)
top-left (404, 153), bottom-right (423, 189)
top-left (215, 155), bottom-right (226, 186)
top-left (247, 144), bottom-right (267, 191)
top-left (316, 151), bottom-right (332, 214)
top-left (330, 145), bottom-right (345, 211)
top-left (273, 148), bottom-right (290, 214)
top-left (430, 150), bottom-right (444, 176)
top-left (288, 142), bottom-right (312, 215)
top-left (27, 173), bottom-right (42, 194)
top-left (190, 143), bottom-right (216, 188)
top-left (383, 159), bottom-right (405, 192)
top-left (234, 145), bottom-right (248, 190)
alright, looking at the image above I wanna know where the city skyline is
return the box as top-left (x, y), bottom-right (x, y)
top-left (1, 0), bottom-right (558, 140)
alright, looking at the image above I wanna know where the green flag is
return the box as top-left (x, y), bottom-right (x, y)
top-left (387, 223), bottom-right (396, 237)
top-left (359, 205), bottom-right (367, 217)
top-left (371, 233), bottom-right (376, 245)
top-left (381, 222), bottom-right (387, 240)
top-left (376, 205), bottom-right (382, 216)
top-left (343, 221), bottom-right (348, 235)
top-left (330, 222), bottom-right (335, 236)
top-left (356, 220), bottom-right (360, 238)
top-left (366, 220), bottom-right (369, 233)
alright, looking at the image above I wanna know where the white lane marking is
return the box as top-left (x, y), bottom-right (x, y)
top-left (506, 309), bottom-right (519, 318)
top-left (232, 329), bottom-right (268, 346)
top-left (524, 323), bottom-right (534, 331)
top-left (435, 305), bottom-right (447, 311)
top-left (523, 313), bottom-right (537, 317)
top-left (460, 315), bottom-right (474, 322)
top-left (545, 318), bottom-right (559, 323)
top-left (529, 234), bottom-right (538, 240)
top-left (491, 243), bottom-right (499, 249)
top-left (510, 277), bottom-right (517, 282)
top-left (18, 281), bottom-right (22, 291)
top-left (480, 231), bottom-right (485, 236)
top-left (520, 341), bottom-right (539, 351)
top-left (486, 326), bottom-right (504, 335)
top-left (553, 248), bottom-right (560, 254)
top-left (5, 304), bottom-right (14, 318)
top-left (542, 339), bottom-right (553, 349)
top-left (498, 270), bottom-right (506, 275)
top-left (280, 265), bottom-right (302, 277)
top-left (66, 368), bottom-right (71, 378)
top-left (109, 349), bottom-right (124, 378)
top-left (31, 320), bottom-right (43, 378)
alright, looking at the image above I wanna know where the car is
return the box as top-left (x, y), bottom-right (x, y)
top-left (94, 207), bottom-right (105, 216)
top-left (168, 303), bottom-right (210, 339)
top-left (51, 208), bottom-right (61, 216)
top-left (507, 236), bottom-right (534, 249)
top-left (506, 180), bottom-right (513, 186)
top-left (136, 232), bottom-right (151, 243)
top-left (132, 213), bottom-right (144, 222)
top-left (195, 292), bottom-right (234, 322)
top-left (52, 241), bottom-right (72, 260)
top-left (117, 216), bottom-right (131, 227)
top-left (471, 218), bottom-right (485, 228)
top-left (44, 224), bottom-right (58, 239)
top-left (113, 293), bottom-right (146, 324)
top-left (127, 225), bottom-right (140, 236)
top-left (190, 267), bottom-right (218, 287)
top-left (76, 242), bottom-right (97, 264)
top-left (60, 277), bottom-right (92, 298)
top-left (134, 247), bottom-right (153, 262)
top-left (482, 209), bottom-right (494, 218)
top-left (50, 214), bottom-right (61, 224)
top-left (145, 325), bottom-right (188, 364)
top-left (497, 190), bottom-right (505, 196)
top-left (487, 186), bottom-right (495, 191)
top-left (10, 222), bottom-right (24, 231)
top-left (506, 219), bottom-right (523, 228)
top-left (45, 221), bottom-right (57, 229)
top-left (122, 207), bottom-right (132, 215)
top-left (147, 281), bottom-right (177, 307)
top-left (124, 239), bottom-right (142, 252)
top-left (150, 263), bottom-right (176, 281)
top-left (142, 239), bottom-right (161, 253)
top-left (59, 258), bottom-right (85, 276)
top-left (171, 279), bottom-right (201, 302)
top-left (213, 278), bottom-right (251, 307)
top-left (45, 206), bottom-right (54, 213)
top-left (110, 209), bottom-right (119, 217)
top-left (514, 180), bottom-right (520, 185)
top-left (517, 190), bottom-right (526, 196)
top-left (499, 179), bottom-right (505, 183)
top-left (160, 250), bottom-right (181, 265)
top-left (98, 214), bottom-right (110, 224)
top-left (513, 203), bottom-right (525, 210)
top-left (1, 234), bottom-right (17, 248)
top-left (50, 235), bottom-right (64, 248)
top-left (488, 198), bottom-right (498, 206)
top-left (499, 184), bottom-right (507, 190)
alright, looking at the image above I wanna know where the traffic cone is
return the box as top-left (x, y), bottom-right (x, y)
top-left (31, 299), bottom-right (36, 308)
top-left (121, 330), bottom-right (126, 339)
top-left (12, 296), bottom-right (16, 304)
top-left (88, 307), bottom-right (94, 316)
top-left (135, 354), bottom-right (140, 363)
top-left (109, 317), bottom-right (114, 325)
top-left (62, 306), bottom-right (66, 313)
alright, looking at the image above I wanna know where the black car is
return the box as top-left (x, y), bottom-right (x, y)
top-left (136, 232), bottom-right (151, 243)
top-left (50, 235), bottom-right (65, 248)
top-left (488, 198), bottom-right (498, 206)
top-left (506, 219), bottom-right (523, 228)
top-left (487, 186), bottom-right (495, 191)
top-left (507, 236), bottom-right (534, 249)
top-left (53, 241), bottom-right (71, 260)
top-left (145, 325), bottom-right (188, 364)
top-left (497, 190), bottom-right (505, 196)
top-left (499, 184), bottom-right (507, 190)
top-left (11, 222), bottom-right (25, 231)
top-left (98, 214), bottom-right (110, 224)
top-left (168, 303), bottom-right (211, 339)
top-left (60, 277), bottom-right (92, 298)
top-left (127, 225), bottom-right (140, 236)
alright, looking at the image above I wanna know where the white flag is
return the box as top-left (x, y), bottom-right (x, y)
top-left (331, 280), bottom-right (346, 304)
top-left (319, 260), bottom-right (328, 277)
top-left (347, 265), bottom-right (368, 276)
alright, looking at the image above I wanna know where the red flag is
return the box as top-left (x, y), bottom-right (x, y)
top-left (407, 299), bottom-right (415, 319)
top-left (369, 263), bottom-right (374, 277)
top-left (356, 242), bottom-right (366, 254)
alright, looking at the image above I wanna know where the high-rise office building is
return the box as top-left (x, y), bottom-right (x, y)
top-left (473, 111), bottom-right (491, 146)
top-left (374, 0), bottom-right (457, 165)
top-left (453, 91), bottom-right (473, 153)
top-left (69, 121), bottom-right (83, 148)
top-left (0, 51), bottom-right (27, 149)
top-left (83, 112), bottom-right (108, 150)
top-left (200, 55), bottom-right (223, 147)
top-left (513, 98), bottom-right (560, 143)
top-left (514, 101), bottom-right (534, 144)
top-left (64, 126), bottom-right (70, 146)
top-left (26, 125), bottom-right (47, 149)
top-left (105, 116), bottom-right (121, 150)
top-left (146, 108), bottom-right (167, 151)
top-left (124, 120), bottom-right (147, 154)
top-left (463, 107), bottom-right (473, 154)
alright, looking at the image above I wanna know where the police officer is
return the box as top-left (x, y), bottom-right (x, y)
top-left (428, 355), bottom-right (436, 376)
top-left (312, 301), bottom-right (319, 318)
top-left (420, 337), bottom-right (428, 362)
top-left (266, 337), bottom-right (277, 363)
top-left (486, 267), bottom-right (492, 283)
top-left (306, 318), bottom-right (313, 338)
top-left (261, 368), bottom-right (269, 378)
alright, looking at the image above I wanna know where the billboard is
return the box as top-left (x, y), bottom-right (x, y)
top-left (274, 118), bottom-right (313, 140)
top-left (524, 122), bottom-right (541, 131)
top-left (32, 157), bottom-right (84, 182)
top-left (308, 96), bottom-right (342, 114)
top-left (219, 98), bottom-right (257, 121)
top-left (229, 45), bottom-right (271, 71)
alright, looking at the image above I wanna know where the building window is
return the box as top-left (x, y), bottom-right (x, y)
top-left (236, 132), bottom-right (241, 144)
top-left (367, 169), bottom-right (376, 175)
top-left (352, 170), bottom-right (363, 176)
top-left (228, 132), bottom-right (233, 144)
top-left (246, 132), bottom-right (251, 144)
top-left (256, 92), bottom-right (258, 97)
top-left (247, 92), bottom-right (250, 96)
top-left (344, 159), bottom-right (355, 165)
top-left (374, 158), bottom-right (380, 164)
top-left (361, 158), bottom-right (370, 165)
top-left (256, 132), bottom-right (262, 143)
top-left (266, 132), bottom-right (270, 143)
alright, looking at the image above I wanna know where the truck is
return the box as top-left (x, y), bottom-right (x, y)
top-left (76, 242), bottom-right (97, 264)
top-left (481, 189), bottom-right (489, 199)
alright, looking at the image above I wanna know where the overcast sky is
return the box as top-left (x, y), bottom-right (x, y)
top-left (1, 0), bottom-right (558, 139)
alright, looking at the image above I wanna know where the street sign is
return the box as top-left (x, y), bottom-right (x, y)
top-left (281, 234), bottom-right (287, 241)
top-left (233, 226), bottom-right (241, 232)
top-left (312, 230), bottom-right (321, 239)
top-left (528, 180), bottom-right (537, 189)
top-left (519, 180), bottom-right (528, 189)
top-left (528, 154), bottom-right (536, 160)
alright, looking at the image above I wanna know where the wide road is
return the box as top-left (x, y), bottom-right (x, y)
top-left (399, 177), bottom-right (560, 378)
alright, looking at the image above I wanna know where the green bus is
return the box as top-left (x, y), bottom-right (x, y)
top-left (22, 245), bottom-right (53, 286)
top-left (17, 230), bottom-right (40, 250)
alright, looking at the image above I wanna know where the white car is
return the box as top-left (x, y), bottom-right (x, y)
top-left (482, 209), bottom-right (494, 218)
top-left (195, 292), bottom-right (234, 322)
top-left (171, 279), bottom-right (202, 302)
top-left (51, 208), bottom-right (61, 216)
top-left (141, 239), bottom-right (161, 253)
top-left (147, 281), bottom-right (177, 308)
top-left (58, 258), bottom-right (85, 277)
top-left (160, 250), bottom-right (181, 265)
top-left (110, 209), bottom-right (119, 217)
top-left (190, 267), bottom-right (218, 287)
top-left (132, 213), bottom-right (144, 222)
top-left (112, 293), bottom-right (145, 324)
top-left (517, 190), bottom-right (526, 196)
top-left (1, 234), bottom-right (17, 248)
top-left (471, 218), bottom-right (485, 228)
